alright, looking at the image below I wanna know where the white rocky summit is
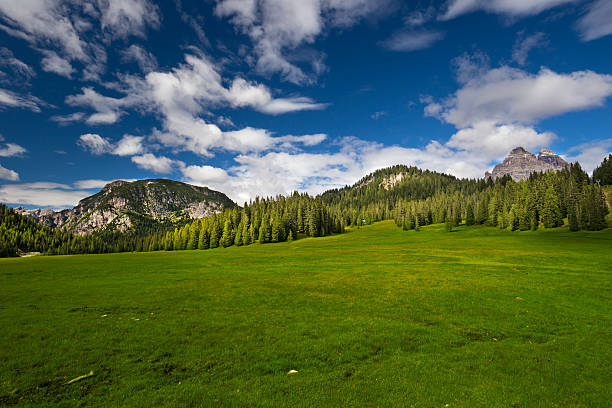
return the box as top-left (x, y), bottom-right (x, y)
top-left (485, 147), bottom-right (569, 181)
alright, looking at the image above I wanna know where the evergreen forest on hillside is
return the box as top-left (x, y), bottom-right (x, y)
top-left (1, 160), bottom-right (609, 257)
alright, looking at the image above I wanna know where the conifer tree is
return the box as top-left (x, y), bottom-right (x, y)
top-left (221, 219), bottom-right (233, 248)
top-left (541, 185), bottom-right (563, 228)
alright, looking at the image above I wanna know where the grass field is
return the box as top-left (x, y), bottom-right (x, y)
top-left (1, 221), bottom-right (611, 407)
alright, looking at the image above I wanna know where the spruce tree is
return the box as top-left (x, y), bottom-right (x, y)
top-left (221, 220), bottom-right (233, 248)
top-left (541, 185), bottom-right (563, 228)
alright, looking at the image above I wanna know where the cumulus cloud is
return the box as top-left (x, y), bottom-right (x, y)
top-left (131, 153), bottom-right (183, 174)
top-left (380, 30), bottom-right (444, 52)
top-left (576, 0), bottom-right (612, 42)
top-left (0, 164), bottom-right (19, 181)
top-left (66, 54), bottom-right (327, 156)
top-left (77, 133), bottom-right (144, 157)
top-left (215, 0), bottom-right (396, 84)
top-left (112, 135), bottom-right (144, 156)
top-left (445, 122), bottom-right (556, 159)
top-left (77, 133), bottom-right (113, 155)
top-left (66, 54), bottom-right (326, 128)
top-left (425, 66), bottom-right (612, 128)
top-left (440, 0), bottom-right (576, 20)
top-left (179, 128), bottom-right (609, 204)
top-left (565, 138), bottom-right (612, 174)
top-left (181, 135), bottom-right (531, 203)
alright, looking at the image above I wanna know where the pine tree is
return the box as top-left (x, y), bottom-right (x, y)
top-left (234, 221), bottom-right (244, 246)
top-left (209, 221), bottom-right (220, 248)
top-left (465, 202), bottom-right (475, 226)
top-left (568, 200), bottom-right (580, 231)
top-left (541, 185), bottom-right (563, 228)
top-left (198, 225), bottom-right (210, 249)
top-left (221, 219), bottom-right (233, 248)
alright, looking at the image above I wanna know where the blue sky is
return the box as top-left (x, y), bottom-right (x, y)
top-left (0, 0), bottom-right (611, 208)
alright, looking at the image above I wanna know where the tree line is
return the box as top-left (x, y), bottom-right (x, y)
top-left (1, 159), bottom-right (609, 257)
top-left (392, 164), bottom-right (608, 232)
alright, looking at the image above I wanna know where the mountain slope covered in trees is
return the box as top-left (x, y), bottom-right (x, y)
top-left (0, 158), bottom-right (609, 257)
top-left (16, 179), bottom-right (235, 236)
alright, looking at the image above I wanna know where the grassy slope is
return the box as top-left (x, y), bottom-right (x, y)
top-left (1, 222), bottom-right (611, 407)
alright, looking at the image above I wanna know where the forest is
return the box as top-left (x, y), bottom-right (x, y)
top-left (0, 159), bottom-right (609, 257)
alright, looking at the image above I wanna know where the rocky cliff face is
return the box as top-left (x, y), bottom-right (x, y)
top-left (15, 179), bottom-right (235, 235)
top-left (485, 147), bottom-right (569, 181)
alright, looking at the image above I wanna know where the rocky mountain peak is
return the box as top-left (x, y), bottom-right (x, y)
top-left (486, 147), bottom-right (569, 181)
top-left (510, 146), bottom-right (531, 155)
top-left (15, 179), bottom-right (236, 235)
top-left (101, 180), bottom-right (130, 193)
top-left (538, 148), bottom-right (557, 157)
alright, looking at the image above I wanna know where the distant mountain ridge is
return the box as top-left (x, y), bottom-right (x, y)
top-left (15, 179), bottom-right (235, 235)
top-left (485, 147), bottom-right (569, 181)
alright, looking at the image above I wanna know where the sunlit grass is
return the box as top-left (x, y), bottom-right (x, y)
top-left (1, 221), bottom-right (611, 407)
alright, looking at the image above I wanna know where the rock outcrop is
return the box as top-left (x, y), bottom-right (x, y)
top-left (485, 147), bottom-right (569, 181)
top-left (15, 179), bottom-right (235, 235)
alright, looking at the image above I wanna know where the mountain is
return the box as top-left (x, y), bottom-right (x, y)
top-left (485, 147), bottom-right (569, 181)
top-left (15, 179), bottom-right (235, 235)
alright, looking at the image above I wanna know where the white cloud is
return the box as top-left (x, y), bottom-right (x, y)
top-left (425, 66), bottom-right (612, 128)
top-left (565, 138), bottom-right (612, 174)
top-left (228, 78), bottom-right (327, 114)
top-left (66, 54), bottom-right (326, 133)
top-left (0, 88), bottom-right (42, 111)
top-left (445, 122), bottom-right (556, 160)
top-left (440, 0), bottom-right (576, 20)
top-left (0, 164), bottom-right (19, 181)
top-left (131, 153), bottom-right (183, 174)
top-left (380, 30), bottom-right (444, 52)
top-left (0, 1), bottom-right (88, 61)
top-left (50, 112), bottom-right (86, 125)
top-left (120, 44), bottom-right (157, 72)
top-left (0, 47), bottom-right (35, 83)
top-left (66, 54), bottom-right (328, 157)
top-left (40, 50), bottom-right (74, 78)
top-left (77, 133), bottom-right (113, 155)
top-left (0, 182), bottom-right (90, 207)
top-left (0, 0), bottom-right (160, 79)
top-left (65, 87), bottom-right (133, 125)
top-left (181, 134), bottom-right (526, 203)
top-left (72, 179), bottom-right (114, 189)
top-left (215, 0), bottom-right (395, 84)
top-left (512, 32), bottom-right (548, 66)
top-left (576, 0), bottom-right (612, 42)
top-left (112, 135), bottom-right (144, 156)
top-left (77, 133), bottom-right (145, 157)
top-left (99, 0), bottom-right (160, 39)
top-left (0, 142), bottom-right (26, 157)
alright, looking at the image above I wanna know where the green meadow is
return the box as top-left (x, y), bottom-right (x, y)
top-left (1, 221), bottom-right (611, 407)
